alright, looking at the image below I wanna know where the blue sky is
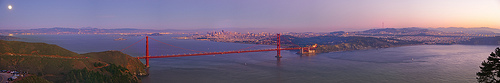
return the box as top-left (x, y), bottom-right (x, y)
top-left (1, 0), bottom-right (499, 32)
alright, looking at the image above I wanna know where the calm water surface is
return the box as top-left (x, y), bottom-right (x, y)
top-left (12, 34), bottom-right (499, 83)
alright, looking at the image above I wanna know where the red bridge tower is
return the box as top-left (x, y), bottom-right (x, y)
top-left (146, 36), bottom-right (150, 67)
top-left (276, 34), bottom-right (281, 58)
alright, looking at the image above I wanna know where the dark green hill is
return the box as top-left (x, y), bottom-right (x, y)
top-left (82, 51), bottom-right (146, 75)
top-left (0, 40), bottom-right (87, 79)
top-left (0, 40), bottom-right (80, 57)
top-left (0, 40), bottom-right (146, 82)
top-left (0, 54), bottom-right (92, 82)
top-left (15, 76), bottom-right (52, 83)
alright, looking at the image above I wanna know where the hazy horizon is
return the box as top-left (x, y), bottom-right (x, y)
top-left (1, 0), bottom-right (500, 32)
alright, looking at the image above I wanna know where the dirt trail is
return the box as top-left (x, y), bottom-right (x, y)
top-left (94, 63), bottom-right (110, 69)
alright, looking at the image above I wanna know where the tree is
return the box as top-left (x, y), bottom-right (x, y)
top-left (477, 47), bottom-right (500, 83)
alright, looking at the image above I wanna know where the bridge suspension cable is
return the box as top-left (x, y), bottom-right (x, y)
top-left (236, 35), bottom-right (302, 51)
top-left (235, 44), bottom-right (260, 51)
top-left (134, 34), bottom-right (319, 67)
top-left (120, 37), bottom-right (147, 51)
top-left (235, 35), bottom-right (287, 51)
top-left (148, 37), bottom-right (207, 52)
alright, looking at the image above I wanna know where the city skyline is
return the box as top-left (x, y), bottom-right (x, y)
top-left (1, 0), bottom-right (500, 32)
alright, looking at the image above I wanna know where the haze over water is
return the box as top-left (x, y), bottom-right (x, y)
top-left (13, 34), bottom-right (499, 83)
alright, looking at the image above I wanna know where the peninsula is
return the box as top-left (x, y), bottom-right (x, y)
top-left (0, 40), bottom-right (147, 82)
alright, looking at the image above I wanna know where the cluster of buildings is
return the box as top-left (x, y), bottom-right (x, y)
top-left (182, 30), bottom-right (332, 45)
top-left (184, 28), bottom-right (498, 45)
top-left (183, 30), bottom-right (277, 44)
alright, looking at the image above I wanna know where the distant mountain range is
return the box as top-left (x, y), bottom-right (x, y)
top-left (0, 27), bottom-right (268, 34)
top-left (0, 27), bottom-right (185, 34)
top-left (361, 27), bottom-right (500, 34)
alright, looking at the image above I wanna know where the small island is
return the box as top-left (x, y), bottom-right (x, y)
top-left (114, 38), bottom-right (127, 41)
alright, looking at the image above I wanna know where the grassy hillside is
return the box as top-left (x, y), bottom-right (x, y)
top-left (0, 53), bottom-right (92, 82)
top-left (0, 40), bottom-right (146, 82)
top-left (15, 76), bottom-right (52, 83)
top-left (82, 51), bottom-right (147, 75)
top-left (64, 64), bottom-right (139, 83)
top-left (0, 40), bottom-right (80, 57)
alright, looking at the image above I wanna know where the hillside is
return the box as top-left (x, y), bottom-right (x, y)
top-left (15, 76), bottom-right (51, 83)
top-left (81, 51), bottom-right (147, 76)
top-left (461, 36), bottom-right (500, 45)
top-left (0, 40), bottom-right (80, 57)
top-left (0, 40), bottom-right (146, 82)
top-left (0, 54), bottom-right (91, 82)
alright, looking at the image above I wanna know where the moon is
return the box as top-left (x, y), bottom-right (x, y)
top-left (8, 5), bottom-right (12, 10)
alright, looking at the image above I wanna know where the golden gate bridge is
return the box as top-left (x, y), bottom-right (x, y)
top-left (121, 34), bottom-right (317, 67)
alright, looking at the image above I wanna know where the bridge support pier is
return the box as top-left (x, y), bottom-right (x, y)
top-left (300, 48), bottom-right (304, 54)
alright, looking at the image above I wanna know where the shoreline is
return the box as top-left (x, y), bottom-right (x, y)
top-left (180, 38), bottom-right (493, 54)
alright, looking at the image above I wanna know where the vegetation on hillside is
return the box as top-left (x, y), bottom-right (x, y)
top-left (82, 51), bottom-right (147, 75)
top-left (0, 40), bottom-right (80, 57)
top-left (0, 40), bottom-right (146, 82)
top-left (0, 55), bottom-right (91, 82)
top-left (15, 76), bottom-right (52, 83)
top-left (65, 64), bottom-right (139, 83)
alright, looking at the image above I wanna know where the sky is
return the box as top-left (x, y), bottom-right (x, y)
top-left (1, 0), bottom-right (500, 32)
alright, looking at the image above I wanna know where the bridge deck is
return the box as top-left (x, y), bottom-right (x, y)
top-left (136, 47), bottom-right (304, 59)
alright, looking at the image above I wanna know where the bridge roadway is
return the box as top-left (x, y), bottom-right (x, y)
top-left (136, 47), bottom-right (304, 59)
